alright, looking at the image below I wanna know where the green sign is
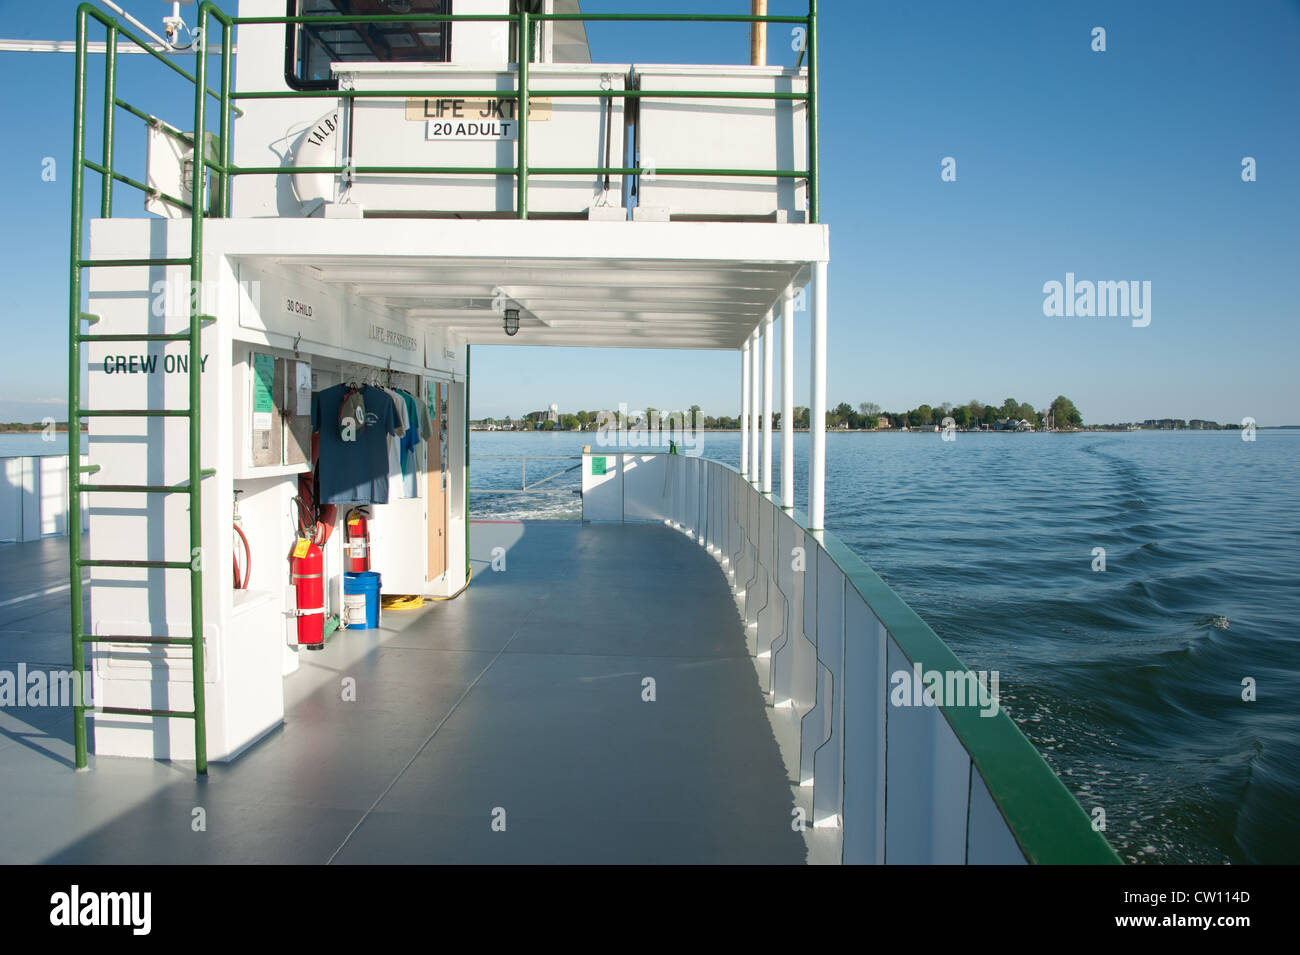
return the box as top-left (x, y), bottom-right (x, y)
top-left (252, 353), bottom-right (275, 431)
top-left (591, 456), bottom-right (606, 476)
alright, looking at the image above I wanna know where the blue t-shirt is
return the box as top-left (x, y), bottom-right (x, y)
top-left (399, 389), bottom-right (421, 478)
top-left (311, 384), bottom-right (400, 504)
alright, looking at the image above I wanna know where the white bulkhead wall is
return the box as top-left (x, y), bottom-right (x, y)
top-left (231, 0), bottom-right (512, 218)
top-left (83, 212), bottom-right (472, 762)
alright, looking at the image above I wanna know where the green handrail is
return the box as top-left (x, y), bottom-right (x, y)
top-left (202, 2), bottom-right (819, 222)
top-left (68, 5), bottom-right (89, 772)
top-left (807, 0), bottom-right (820, 224)
top-left (519, 7), bottom-right (531, 219)
top-left (67, 2), bottom-right (241, 774)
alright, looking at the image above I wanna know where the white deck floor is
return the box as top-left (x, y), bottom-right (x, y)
top-left (0, 522), bottom-right (828, 863)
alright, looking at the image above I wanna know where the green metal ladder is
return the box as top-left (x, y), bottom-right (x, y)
top-left (66, 4), bottom-right (231, 774)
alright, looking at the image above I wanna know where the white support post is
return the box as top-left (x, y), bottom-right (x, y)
top-left (740, 340), bottom-right (750, 480)
top-left (809, 262), bottom-right (828, 530)
top-left (781, 284), bottom-right (795, 509)
top-left (761, 307), bottom-right (774, 494)
top-left (750, 327), bottom-right (761, 484)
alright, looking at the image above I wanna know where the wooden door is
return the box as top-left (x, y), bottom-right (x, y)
top-left (426, 381), bottom-right (448, 581)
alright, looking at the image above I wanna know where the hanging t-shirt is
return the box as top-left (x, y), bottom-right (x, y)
top-left (398, 389), bottom-right (421, 498)
top-left (311, 383), bottom-right (401, 505)
top-left (380, 387), bottom-right (406, 500)
top-left (415, 388), bottom-right (433, 441)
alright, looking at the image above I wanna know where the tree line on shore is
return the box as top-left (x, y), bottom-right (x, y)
top-left (475, 396), bottom-right (1086, 431)
top-left (0, 421), bottom-right (85, 433)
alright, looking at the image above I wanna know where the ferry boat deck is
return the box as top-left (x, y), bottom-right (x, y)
top-left (0, 0), bottom-right (1120, 866)
top-left (0, 522), bottom-right (832, 864)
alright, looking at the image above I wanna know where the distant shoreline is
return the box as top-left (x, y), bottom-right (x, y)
top-left (471, 426), bottom-right (1297, 434)
top-left (0, 427), bottom-right (86, 434)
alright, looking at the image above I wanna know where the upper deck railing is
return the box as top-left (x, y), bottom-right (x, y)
top-left (71, 1), bottom-right (821, 224)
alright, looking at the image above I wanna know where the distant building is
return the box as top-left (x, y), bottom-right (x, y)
top-left (994, 418), bottom-right (1034, 432)
top-left (877, 415), bottom-right (890, 430)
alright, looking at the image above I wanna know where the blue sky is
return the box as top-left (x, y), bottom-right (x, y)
top-left (0, 0), bottom-right (1296, 425)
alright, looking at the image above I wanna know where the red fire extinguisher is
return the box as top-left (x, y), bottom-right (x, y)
top-left (290, 537), bottom-right (325, 650)
top-left (344, 506), bottom-right (370, 573)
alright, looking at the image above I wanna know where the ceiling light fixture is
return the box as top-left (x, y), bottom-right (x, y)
top-left (503, 308), bottom-right (520, 336)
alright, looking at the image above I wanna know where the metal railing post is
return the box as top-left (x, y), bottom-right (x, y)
top-left (809, 261), bottom-right (827, 530)
top-left (761, 307), bottom-right (773, 494)
top-left (189, 3), bottom-right (211, 775)
top-left (101, 22), bottom-right (117, 217)
top-left (754, 326), bottom-right (763, 480)
top-left (69, 4), bottom-right (91, 771)
top-left (464, 344), bottom-right (471, 580)
top-left (218, 18), bottom-right (233, 216)
top-left (806, 0), bottom-right (819, 224)
top-left (740, 340), bottom-right (750, 480)
top-left (518, 9), bottom-right (530, 219)
top-left (780, 285), bottom-right (795, 509)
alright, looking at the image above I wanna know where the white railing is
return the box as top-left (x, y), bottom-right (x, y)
top-left (581, 451), bottom-right (1119, 864)
top-left (1, 454), bottom-right (91, 543)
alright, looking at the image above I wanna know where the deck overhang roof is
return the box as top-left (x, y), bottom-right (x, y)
top-left (215, 219), bottom-right (827, 350)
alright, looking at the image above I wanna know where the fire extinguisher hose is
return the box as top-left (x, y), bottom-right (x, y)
top-left (427, 566), bottom-right (472, 602)
top-left (233, 522), bottom-right (251, 590)
top-left (292, 494), bottom-right (324, 545)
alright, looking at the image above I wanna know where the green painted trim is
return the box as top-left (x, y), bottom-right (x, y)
top-left (68, 4), bottom-right (91, 772)
top-left (705, 456), bottom-right (1119, 864)
top-left (806, 1), bottom-right (819, 223)
top-left (818, 532), bottom-right (1118, 864)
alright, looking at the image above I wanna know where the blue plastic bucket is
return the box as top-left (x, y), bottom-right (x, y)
top-left (343, 571), bottom-right (382, 629)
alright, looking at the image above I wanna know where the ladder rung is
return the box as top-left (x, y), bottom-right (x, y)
top-left (80, 482), bottom-right (197, 494)
top-left (80, 312), bottom-right (100, 325)
top-left (79, 332), bottom-right (195, 343)
top-left (79, 559), bottom-right (193, 570)
top-left (78, 258), bottom-right (192, 268)
top-left (96, 706), bottom-right (196, 720)
top-left (73, 469), bottom-right (215, 490)
top-left (80, 634), bottom-right (195, 646)
top-left (79, 409), bottom-right (191, 418)
top-left (78, 464), bottom-right (101, 474)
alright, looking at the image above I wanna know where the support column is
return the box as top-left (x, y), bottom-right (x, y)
top-left (781, 284), bottom-right (795, 509)
top-left (750, 327), bottom-right (761, 484)
top-left (809, 262), bottom-right (827, 530)
top-left (740, 340), bottom-right (750, 480)
top-left (761, 307), bottom-right (774, 494)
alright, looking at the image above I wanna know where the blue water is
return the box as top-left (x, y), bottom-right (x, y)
top-left (470, 429), bottom-right (1300, 864)
top-left (0, 434), bottom-right (87, 457)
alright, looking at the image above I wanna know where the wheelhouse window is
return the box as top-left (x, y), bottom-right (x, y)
top-left (286, 0), bottom-right (453, 90)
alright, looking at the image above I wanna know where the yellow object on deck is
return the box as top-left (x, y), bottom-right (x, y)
top-left (380, 594), bottom-right (425, 611)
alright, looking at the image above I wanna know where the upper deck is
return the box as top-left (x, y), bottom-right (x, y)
top-left (134, 0), bottom-right (817, 226)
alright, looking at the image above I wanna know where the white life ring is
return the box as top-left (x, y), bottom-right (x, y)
top-left (290, 110), bottom-right (343, 208)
